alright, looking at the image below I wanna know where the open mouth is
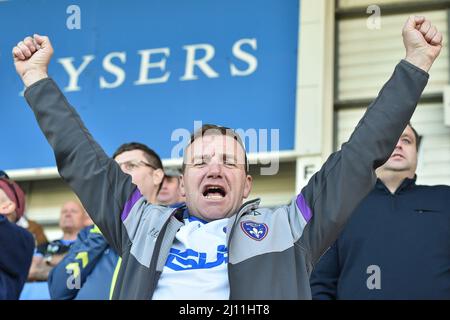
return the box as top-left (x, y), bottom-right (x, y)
top-left (202, 185), bottom-right (227, 200)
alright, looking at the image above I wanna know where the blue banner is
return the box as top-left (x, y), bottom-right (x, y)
top-left (0, 0), bottom-right (300, 171)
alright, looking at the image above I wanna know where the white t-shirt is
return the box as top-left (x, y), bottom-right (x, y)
top-left (152, 216), bottom-right (230, 300)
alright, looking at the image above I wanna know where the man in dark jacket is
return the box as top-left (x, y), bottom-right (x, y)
top-left (12, 16), bottom-right (442, 299)
top-left (0, 178), bottom-right (35, 300)
top-left (310, 124), bottom-right (450, 299)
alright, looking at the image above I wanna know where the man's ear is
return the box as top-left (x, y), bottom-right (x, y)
top-left (153, 169), bottom-right (165, 186)
top-left (243, 175), bottom-right (253, 199)
top-left (179, 175), bottom-right (186, 197)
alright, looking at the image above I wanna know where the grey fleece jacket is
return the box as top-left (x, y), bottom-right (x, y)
top-left (24, 60), bottom-right (428, 299)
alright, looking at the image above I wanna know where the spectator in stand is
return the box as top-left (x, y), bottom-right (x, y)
top-left (49, 142), bottom-right (164, 299)
top-left (0, 178), bottom-right (35, 300)
top-left (310, 124), bottom-right (450, 299)
top-left (0, 171), bottom-right (50, 250)
top-left (157, 168), bottom-right (185, 208)
top-left (20, 200), bottom-right (90, 299)
top-left (13, 16), bottom-right (443, 299)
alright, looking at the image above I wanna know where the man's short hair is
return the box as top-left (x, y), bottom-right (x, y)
top-left (113, 142), bottom-right (164, 193)
top-left (164, 167), bottom-right (182, 178)
top-left (113, 142), bottom-right (163, 170)
top-left (182, 124), bottom-right (249, 174)
top-left (407, 122), bottom-right (422, 151)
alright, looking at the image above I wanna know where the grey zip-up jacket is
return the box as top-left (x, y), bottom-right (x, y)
top-left (24, 60), bottom-right (428, 299)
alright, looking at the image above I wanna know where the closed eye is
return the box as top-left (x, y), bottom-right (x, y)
top-left (193, 157), bottom-right (209, 167)
top-left (224, 159), bottom-right (237, 167)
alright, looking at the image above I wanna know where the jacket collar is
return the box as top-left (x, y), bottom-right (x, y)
top-left (226, 198), bottom-right (261, 246)
top-left (375, 175), bottom-right (417, 194)
top-left (176, 198), bottom-right (261, 224)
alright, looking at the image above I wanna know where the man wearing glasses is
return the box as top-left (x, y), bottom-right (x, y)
top-left (48, 142), bottom-right (164, 299)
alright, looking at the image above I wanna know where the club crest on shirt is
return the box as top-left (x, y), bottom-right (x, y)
top-left (240, 221), bottom-right (268, 241)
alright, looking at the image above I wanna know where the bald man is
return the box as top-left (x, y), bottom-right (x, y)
top-left (28, 200), bottom-right (91, 282)
top-left (20, 200), bottom-right (92, 299)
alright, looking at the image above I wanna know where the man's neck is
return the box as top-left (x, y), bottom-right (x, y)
top-left (377, 171), bottom-right (415, 194)
top-left (62, 232), bottom-right (78, 241)
top-left (143, 191), bottom-right (158, 204)
top-left (158, 198), bottom-right (183, 207)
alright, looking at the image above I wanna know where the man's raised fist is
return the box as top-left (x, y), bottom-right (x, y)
top-left (403, 16), bottom-right (443, 72)
top-left (12, 34), bottom-right (53, 87)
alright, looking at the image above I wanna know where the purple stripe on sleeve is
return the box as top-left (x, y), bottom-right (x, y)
top-left (296, 193), bottom-right (312, 223)
top-left (121, 188), bottom-right (143, 221)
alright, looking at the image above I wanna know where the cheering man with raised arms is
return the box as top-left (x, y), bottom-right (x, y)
top-left (12, 16), bottom-right (442, 299)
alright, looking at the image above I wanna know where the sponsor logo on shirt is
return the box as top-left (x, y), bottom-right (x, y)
top-left (165, 245), bottom-right (228, 271)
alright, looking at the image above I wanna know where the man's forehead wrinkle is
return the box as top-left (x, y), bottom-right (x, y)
top-left (192, 138), bottom-right (231, 155)
top-left (192, 144), bottom-right (216, 158)
top-left (193, 152), bottom-right (238, 160)
top-left (186, 134), bottom-right (246, 166)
